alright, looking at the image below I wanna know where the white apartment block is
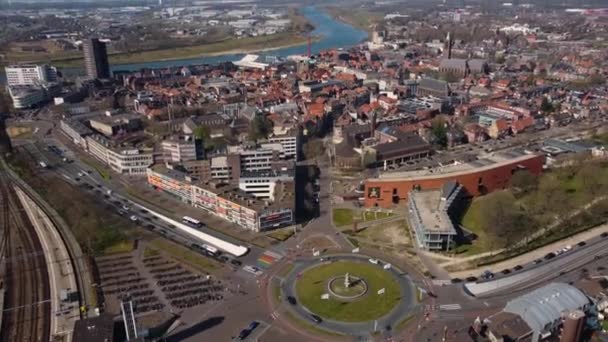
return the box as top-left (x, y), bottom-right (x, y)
top-left (5, 64), bottom-right (57, 86)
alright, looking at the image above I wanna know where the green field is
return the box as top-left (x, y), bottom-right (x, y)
top-left (333, 208), bottom-right (395, 227)
top-left (149, 238), bottom-right (220, 273)
top-left (295, 261), bottom-right (401, 322)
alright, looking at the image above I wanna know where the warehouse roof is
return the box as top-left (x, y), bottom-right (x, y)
top-left (503, 283), bottom-right (589, 338)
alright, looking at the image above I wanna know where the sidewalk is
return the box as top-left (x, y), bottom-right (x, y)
top-left (450, 222), bottom-right (608, 278)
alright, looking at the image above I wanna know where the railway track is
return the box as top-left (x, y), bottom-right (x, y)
top-left (0, 171), bottom-right (50, 342)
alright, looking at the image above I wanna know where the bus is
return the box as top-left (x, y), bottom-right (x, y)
top-left (182, 216), bottom-right (203, 228)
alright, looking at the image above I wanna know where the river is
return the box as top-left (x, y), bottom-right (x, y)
top-left (94, 6), bottom-right (367, 75)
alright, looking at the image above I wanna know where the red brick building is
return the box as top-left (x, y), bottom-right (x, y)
top-left (364, 153), bottom-right (544, 208)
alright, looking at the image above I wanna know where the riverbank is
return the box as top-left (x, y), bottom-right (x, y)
top-left (2, 6), bottom-right (315, 69)
top-left (323, 6), bottom-right (384, 35)
top-left (1, 6), bottom-right (367, 75)
top-left (51, 32), bottom-right (314, 68)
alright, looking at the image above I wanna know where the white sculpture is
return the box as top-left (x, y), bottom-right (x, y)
top-left (344, 273), bottom-right (351, 288)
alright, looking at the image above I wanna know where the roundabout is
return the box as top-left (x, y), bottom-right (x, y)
top-left (280, 254), bottom-right (418, 336)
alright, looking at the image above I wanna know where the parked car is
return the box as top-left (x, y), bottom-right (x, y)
top-left (368, 258), bottom-right (379, 265)
top-left (513, 265), bottom-right (523, 271)
top-left (237, 329), bottom-right (251, 340)
top-left (287, 296), bottom-right (297, 305)
top-left (544, 252), bottom-right (556, 260)
top-left (309, 314), bottom-right (323, 324)
top-left (247, 321), bottom-right (260, 331)
top-left (601, 232), bottom-right (608, 238)
top-left (465, 276), bottom-right (478, 282)
top-left (577, 241), bottom-right (587, 247)
top-left (481, 270), bottom-right (494, 280)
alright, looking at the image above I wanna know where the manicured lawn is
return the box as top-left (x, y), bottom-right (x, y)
top-left (149, 238), bottom-right (219, 272)
top-left (295, 261), bottom-right (401, 322)
top-left (333, 208), bottom-right (355, 227)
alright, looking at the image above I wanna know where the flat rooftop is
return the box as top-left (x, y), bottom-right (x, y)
top-left (409, 190), bottom-right (455, 234)
top-left (377, 151), bottom-right (540, 182)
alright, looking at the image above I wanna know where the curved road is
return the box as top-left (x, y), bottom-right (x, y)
top-left (281, 254), bottom-right (418, 338)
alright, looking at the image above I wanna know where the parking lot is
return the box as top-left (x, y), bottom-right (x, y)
top-left (96, 247), bottom-right (231, 317)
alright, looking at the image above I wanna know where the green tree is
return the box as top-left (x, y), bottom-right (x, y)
top-left (577, 163), bottom-right (607, 197)
top-left (511, 169), bottom-right (538, 196)
top-left (249, 114), bottom-right (272, 141)
top-left (478, 191), bottom-right (530, 249)
top-left (193, 125), bottom-right (210, 140)
top-left (431, 117), bottom-right (448, 147)
top-left (303, 139), bottom-right (324, 160)
top-left (540, 97), bottom-right (554, 114)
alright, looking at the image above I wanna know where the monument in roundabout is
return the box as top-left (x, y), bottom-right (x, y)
top-left (327, 272), bottom-right (368, 300)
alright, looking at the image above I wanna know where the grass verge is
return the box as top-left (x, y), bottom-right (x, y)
top-left (143, 247), bottom-right (160, 258)
top-left (277, 264), bottom-right (295, 278)
top-left (395, 315), bottom-right (415, 330)
top-left (149, 238), bottom-right (219, 273)
top-left (267, 228), bottom-right (295, 241)
top-left (103, 241), bottom-right (134, 255)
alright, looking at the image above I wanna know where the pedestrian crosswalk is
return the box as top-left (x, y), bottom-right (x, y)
top-left (438, 304), bottom-right (462, 311)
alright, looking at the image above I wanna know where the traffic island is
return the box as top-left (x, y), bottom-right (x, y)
top-left (293, 260), bottom-right (404, 322)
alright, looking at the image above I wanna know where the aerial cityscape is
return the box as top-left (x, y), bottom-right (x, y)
top-left (0, 0), bottom-right (608, 341)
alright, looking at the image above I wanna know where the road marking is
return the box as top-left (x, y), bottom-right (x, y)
top-left (439, 304), bottom-right (462, 311)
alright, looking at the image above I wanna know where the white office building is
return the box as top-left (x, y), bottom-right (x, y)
top-left (267, 135), bottom-right (298, 159)
top-left (228, 144), bottom-right (283, 172)
top-left (8, 86), bottom-right (46, 109)
top-left (86, 135), bottom-right (154, 175)
top-left (5, 64), bottom-right (58, 86)
top-left (238, 170), bottom-right (293, 200)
